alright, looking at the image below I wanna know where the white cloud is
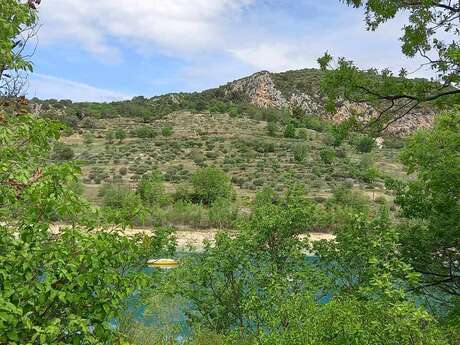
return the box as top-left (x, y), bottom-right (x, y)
top-left (33, 0), bottom-right (434, 100)
top-left (39, 0), bottom-right (255, 58)
top-left (229, 43), bottom-right (311, 72)
top-left (28, 74), bottom-right (131, 102)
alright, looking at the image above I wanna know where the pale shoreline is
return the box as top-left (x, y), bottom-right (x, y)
top-left (123, 227), bottom-right (335, 250)
top-left (46, 224), bottom-right (335, 251)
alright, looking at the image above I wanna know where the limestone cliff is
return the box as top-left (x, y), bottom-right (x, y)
top-left (222, 70), bottom-right (434, 135)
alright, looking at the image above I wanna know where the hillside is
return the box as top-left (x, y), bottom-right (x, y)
top-left (32, 68), bottom-right (435, 136)
top-left (30, 67), bottom-right (428, 231)
top-left (48, 106), bottom-right (409, 232)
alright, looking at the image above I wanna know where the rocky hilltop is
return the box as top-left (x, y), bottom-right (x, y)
top-left (220, 70), bottom-right (434, 135)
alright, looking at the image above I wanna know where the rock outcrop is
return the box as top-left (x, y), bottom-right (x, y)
top-left (222, 71), bottom-right (435, 135)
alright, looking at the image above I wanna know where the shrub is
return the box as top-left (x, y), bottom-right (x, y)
top-left (105, 130), bottom-right (115, 144)
top-left (162, 127), bottom-right (173, 137)
top-left (322, 133), bottom-right (336, 146)
top-left (383, 136), bottom-right (405, 149)
top-left (131, 125), bottom-right (157, 139)
top-left (319, 147), bottom-right (336, 164)
top-left (208, 197), bottom-right (239, 229)
top-left (167, 201), bottom-right (209, 228)
top-left (355, 135), bottom-right (375, 153)
top-left (191, 166), bottom-right (233, 204)
top-left (352, 154), bottom-right (380, 184)
top-left (267, 122), bottom-right (277, 136)
top-left (82, 132), bottom-right (94, 145)
top-left (137, 170), bottom-right (169, 206)
top-left (99, 184), bottom-right (144, 224)
top-left (284, 123), bottom-right (296, 138)
top-left (330, 122), bottom-right (350, 147)
top-left (114, 128), bottom-right (127, 143)
top-left (297, 128), bottom-right (310, 140)
top-left (52, 143), bottom-right (75, 161)
top-left (302, 115), bottom-right (327, 132)
top-left (293, 143), bottom-right (308, 162)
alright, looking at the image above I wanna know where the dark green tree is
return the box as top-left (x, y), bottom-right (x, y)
top-left (191, 167), bottom-right (233, 205)
top-left (389, 109), bottom-right (460, 303)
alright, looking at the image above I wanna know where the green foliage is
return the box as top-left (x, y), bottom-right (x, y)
top-left (132, 125), bottom-right (158, 139)
top-left (208, 197), bottom-right (240, 229)
top-left (191, 167), bottom-right (233, 205)
top-left (115, 127), bottom-right (127, 143)
top-left (0, 112), bottom-right (174, 343)
top-left (355, 135), bottom-right (375, 153)
top-left (351, 154), bottom-right (380, 183)
top-left (283, 123), bottom-right (296, 138)
top-left (100, 184), bottom-right (145, 224)
top-left (390, 109), bottom-right (460, 300)
top-left (105, 129), bottom-right (115, 144)
top-left (326, 185), bottom-right (371, 215)
top-left (330, 122), bottom-right (350, 147)
top-left (0, 0), bottom-right (37, 91)
top-left (261, 294), bottom-right (448, 345)
top-left (319, 147), bottom-right (336, 164)
top-left (162, 126), bottom-right (173, 137)
top-left (320, 1), bottom-right (460, 131)
top-left (266, 121), bottom-right (277, 137)
top-left (293, 143), bottom-right (308, 162)
top-left (137, 170), bottom-right (169, 207)
top-left (302, 115), bottom-right (328, 132)
top-left (172, 186), bottom-right (319, 335)
top-left (315, 210), bottom-right (415, 296)
top-left (52, 142), bottom-right (75, 161)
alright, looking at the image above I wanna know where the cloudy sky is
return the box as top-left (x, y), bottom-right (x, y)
top-left (27, 0), bottom-right (422, 102)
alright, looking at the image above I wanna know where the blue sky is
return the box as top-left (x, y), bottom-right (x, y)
top-left (27, 0), bottom-right (423, 102)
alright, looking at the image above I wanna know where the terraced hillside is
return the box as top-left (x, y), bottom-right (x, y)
top-left (60, 110), bottom-right (405, 207)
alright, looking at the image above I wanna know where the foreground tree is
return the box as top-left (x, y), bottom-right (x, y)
top-left (0, 2), bottom-right (175, 343)
top-left (319, 0), bottom-right (460, 133)
top-left (0, 0), bottom-right (41, 97)
top-left (388, 109), bottom-right (460, 308)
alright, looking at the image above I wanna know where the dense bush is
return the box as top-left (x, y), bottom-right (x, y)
top-left (191, 166), bottom-right (233, 204)
top-left (302, 115), bottom-right (328, 132)
top-left (52, 142), bottom-right (75, 161)
top-left (137, 170), bottom-right (169, 206)
top-left (319, 147), bottom-right (336, 164)
top-left (0, 110), bottom-right (173, 344)
top-left (131, 125), bottom-right (158, 138)
top-left (355, 135), bottom-right (375, 153)
top-left (283, 123), bottom-right (296, 138)
top-left (99, 184), bottom-right (144, 224)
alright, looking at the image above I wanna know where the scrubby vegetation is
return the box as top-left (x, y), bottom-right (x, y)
top-left (1, 0), bottom-right (459, 344)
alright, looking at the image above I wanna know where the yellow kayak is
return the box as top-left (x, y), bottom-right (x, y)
top-left (147, 258), bottom-right (179, 269)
